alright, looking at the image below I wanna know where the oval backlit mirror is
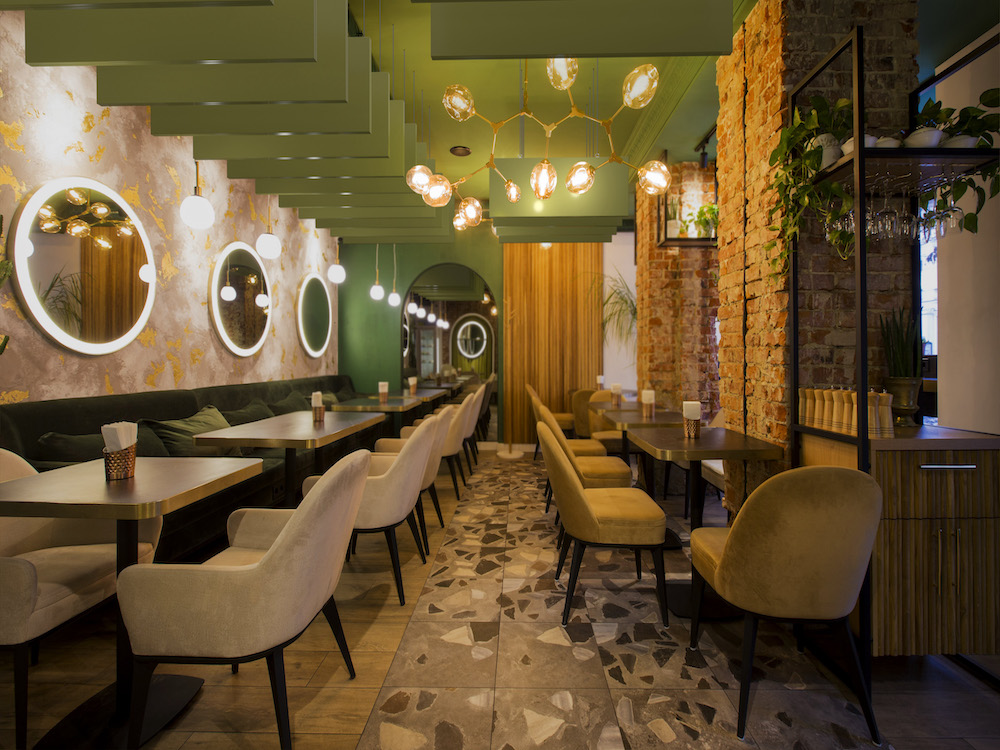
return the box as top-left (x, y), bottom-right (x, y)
top-left (8, 177), bottom-right (156, 355)
top-left (455, 317), bottom-right (489, 360)
top-left (297, 272), bottom-right (331, 358)
top-left (210, 241), bottom-right (272, 357)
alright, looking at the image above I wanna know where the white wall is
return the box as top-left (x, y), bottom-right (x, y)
top-left (602, 231), bottom-right (638, 394)
top-left (936, 27), bottom-right (1000, 435)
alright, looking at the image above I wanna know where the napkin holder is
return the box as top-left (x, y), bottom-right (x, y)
top-left (312, 405), bottom-right (325, 424)
top-left (104, 443), bottom-right (136, 481)
top-left (683, 418), bottom-right (701, 439)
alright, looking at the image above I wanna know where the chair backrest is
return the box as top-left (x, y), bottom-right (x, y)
top-left (461, 385), bottom-right (486, 440)
top-left (0, 449), bottom-right (161, 558)
top-left (477, 374), bottom-right (496, 421)
top-left (537, 422), bottom-right (601, 542)
top-left (572, 389), bottom-right (596, 437)
top-left (441, 394), bottom-right (474, 455)
top-left (245, 450), bottom-right (371, 646)
top-left (421, 406), bottom-right (455, 489)
top-left (356, 416), bottom-right (438, 530)
top-left (535, 402), bottom-right (585, 480)
top-left (714, 465), bottom-right (883, 621)
top-left (588, 389), bottom-right (616, 434)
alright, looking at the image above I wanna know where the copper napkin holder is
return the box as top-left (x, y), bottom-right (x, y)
top-left (104, 443), bottom-right (136, 481)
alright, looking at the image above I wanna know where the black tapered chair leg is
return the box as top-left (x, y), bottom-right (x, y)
top-left (265, 649), bottom-right (292, 750)
top-left (29, 641), bottom-right (39, 666)
top-left (544, 481), bottom-right (553, 513)
top-left (462, 441), bottom-right (473, 473)
top-left (232, 663), bottom-right (239, 673)
top-left (634, 549), bottom-right (643, 580)
top-left (384, 528), bottom-right (406, 605)
top-left (841, 618), bottom-right (881, 744)
top-left (456, 455), bottom-right (467, 485)
top-left (555, 532), bottom-right (571, 578)
top-left (471, 437), bottom-right (479, 461)
top-left (561, 540), bottom-right (587, 625)
top-left (127, 658), bottom-right (158, 750)
top-left (446, 456), bottom-right (462, 497)
top-left (689, 566), bottom-right (707, 649)
top-left (428, 484), bottom-right (444, 527)
top-left (793, 623), bottom-right (806, 653)
top-left (405, 511), bottom-right (427, 563)
top-left (351, 530), bottom-right (359, 554)
top-left (415, 496), bottom-right (430, 555)
top-left (554, 511), bottom-right (560, 526)
top-left (13, 643), bottom-right (28, 750)
top-left (555, 524), bottom-right (564, 549)
top-left (737, 613), bottom-right (759, 740)
top-left (533, 439), bottom-right (540, 460)
top-left (650, 547), bottom-right (669, 626)
top-left (322, 597), bottom-right (355, 679)
top-left (661, 461), bottom-right (672, 503)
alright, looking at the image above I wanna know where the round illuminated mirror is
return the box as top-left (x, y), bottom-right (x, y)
top-left (8, 177), bottom-right (156, 355)
top-left (297, 272), bottom-right (331, 358)
top-left (210, 241), bottom-right (272, 356)
top-left (456, 318), bottom-right (489, 359)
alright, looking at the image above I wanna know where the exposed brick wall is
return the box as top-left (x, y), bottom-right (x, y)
top-left (635, 163), bottom-right (720, 417)
top-left (714, 0), bottom-right (918, 508)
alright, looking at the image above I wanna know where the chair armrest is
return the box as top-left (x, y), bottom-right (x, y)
top-left (375, 438), bottom-right (408, 453)
top-left (0, 558), bottom-right (38, 643)
top-left (227, 508), bottom-right (295, 550)
top-left (368, 453), bottom-right (397, 478)
top-left (399, 425), bottom-right (417, 438)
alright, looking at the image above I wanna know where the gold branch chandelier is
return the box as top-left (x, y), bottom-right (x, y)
top-left (405, 58), bottom-right (672, 230)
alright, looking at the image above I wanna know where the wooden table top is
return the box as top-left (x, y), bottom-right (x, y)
top-left (373, 389), bottom-right (447, 403)
top-left (195, 411), bottom-right (384, 450)
top-left (628, 427), bottom-right (785, 462)
top-left (331, 396), bottom-right (423, 413)
top-left (0, 456), bottom-right (262, 520)
top-left (597, 409), bottom-right (684, 430)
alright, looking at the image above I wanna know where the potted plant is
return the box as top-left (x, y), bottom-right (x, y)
top-left (665, 199), bottom-right (681, 238)
top-left (906, 98), bottom-right (953, 148)
top-left (942, 88), bottom-right (999, 147)
top-left (693, 203), bottom-right (718, 239)
top-left (597, 269), bottom-right (636, 358)
top-left (879, 307), bottom-right (921, 427)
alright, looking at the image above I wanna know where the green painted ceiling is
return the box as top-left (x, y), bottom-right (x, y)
top-left (6, 0), bottom-right (995, 243)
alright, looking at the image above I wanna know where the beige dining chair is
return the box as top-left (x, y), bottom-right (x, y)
top-left (459, 384), bottom-right (486, 471)
top-left (688, 465), bottom-right (883, 744)
top-left (537, 423), bottom-right (671, 626)
top-left (0, 449), bottom-right (162, 750)
top-left (375, 404), bottom-right (457, 547)
top-left (118, 450), bottom-right (370, 750)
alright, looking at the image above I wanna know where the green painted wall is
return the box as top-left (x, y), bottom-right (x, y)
top-left (338, 227), bottom-right (505, 438)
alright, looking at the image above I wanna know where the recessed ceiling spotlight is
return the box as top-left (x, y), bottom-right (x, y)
top-left (449, 145), bottom-right (472, 157)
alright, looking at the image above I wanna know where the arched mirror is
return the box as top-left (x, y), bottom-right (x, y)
top-left (403, 263), bottom-right (496, 382)
top-left (8, 177), bottom-right (156, 355)
top-left (210, 241), bottom-right (272, 357)
top-left (297, 272), bottom-right (331, 358)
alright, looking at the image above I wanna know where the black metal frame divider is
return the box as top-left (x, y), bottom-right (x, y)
top-left (786, 25), bottom-right (1000, 700)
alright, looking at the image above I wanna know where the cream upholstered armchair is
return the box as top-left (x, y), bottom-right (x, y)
top-left (537, 423), bottom-right (670, 626)
top-left (376, 404), bottom-right (456, 535)
top-left (688, 465), bottom-right (883, 744)
top-left (458, 384), bottom-right (486, 471)
top-left (322, 417), bottom-right (437, 606)
top-left (437, 391), bottom-right (478, 496)
top-left (118, 450), bottom-right (371, 750)
top-left (0, 449), bottom-right (161, 750)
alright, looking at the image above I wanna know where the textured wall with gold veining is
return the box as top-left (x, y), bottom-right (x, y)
top-left (0, 12), bottom-right (338, 405)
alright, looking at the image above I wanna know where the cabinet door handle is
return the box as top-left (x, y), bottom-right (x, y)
top-left (920, 464), bottom-right (977, 470)
top-left (938, 528), bottom-right (943, 592)
top-left (955, 527), bottom-right (961, 604)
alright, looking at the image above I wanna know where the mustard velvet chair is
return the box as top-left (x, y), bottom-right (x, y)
top-left (688, 465), bottom-right (883, 744)
top-left (375, 404), bottom-right (457, 546)
top-left (531, 391), bottom-right (606, 457)
top-left (587, 389), bottom-right (627, 449)
top-left (571, 388), bottom-right (597, 438)
top-left (525, 384), bottom-right (574, 459)
top-left (537, 403), bottom-right (631, 489)
top-left (0, 449), bottom-right (162, 750)
top-left (537, 423), bottom-right (670, 626)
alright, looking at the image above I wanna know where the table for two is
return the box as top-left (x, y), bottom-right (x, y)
top-left (330, 395), bottom-right (424, 435)
top-left (0, 457), bottom-right (262, 749)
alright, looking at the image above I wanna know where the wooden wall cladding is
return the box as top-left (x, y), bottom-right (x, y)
top-left (502, 243), bottom-right (603, 444)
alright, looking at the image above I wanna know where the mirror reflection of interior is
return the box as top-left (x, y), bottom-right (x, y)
top-left (210, 242), bottom-right (271, 357)
top-left (10, 177), bottom-right (155, 355)
top-left (297, 272), bottom-right (332, 358)
top-left (403, 263), bottom-right (496, 382)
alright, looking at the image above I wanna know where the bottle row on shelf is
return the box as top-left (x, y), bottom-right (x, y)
top-left (798, 387), bottom-right (894, 439)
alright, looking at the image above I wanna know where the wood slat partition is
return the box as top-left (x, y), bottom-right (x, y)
top-left (502, 242), bottom-right (603, 444)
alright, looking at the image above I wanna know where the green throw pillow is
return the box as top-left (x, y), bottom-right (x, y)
top-left (37, 425), bottom-right (169, 462)
top-left (321, 391), bottom-right (338, 409)
top-left (221, 398), bottom-right (275, 426)
top-left (334, 387), bottom-right (356, 403)
top-left (268, 390), bottom-right (310, 415)
top-left (143, 405), bottom-right (242, 457)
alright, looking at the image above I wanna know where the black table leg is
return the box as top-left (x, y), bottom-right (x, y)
top-left (115, 520), bottom-right (138, 719)
top-left (688, 460), bottom-right (706, 530)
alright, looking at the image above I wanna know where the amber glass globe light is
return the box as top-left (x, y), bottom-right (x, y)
top-left (565, 161), bottom-right (595, 195)
top-left (38, 204), bottom-right (57, 220)
top-left (423, 174), bottom-right (453, 208)
top-left (89, 202), bottom-right (111, 220)
top-left (117, 222), bottom-right (135, 238)
top-left (443, 84), bottom-right (476, 122)
top-left (622, 64), bottom-right (659, 109)
top-left (66, 188), bottom-right (88, 206)
top-left (505, 180), bottom-right (521, 204)
top-left (459, 197), bottom-right (483, 227)
top-left (66, 218), bottom-right (91, 238)
top-left (406, 164), bottom-right (433, 195)
top-left (39, 217), bottom-right (61, 233)
top-left (546, 57), bottom-right (578, 90)
top-left (530, 159), bottom-right (558, 200)
top-left (453, 211), bottom-right (468, 231)
top-left (637, 160), bottom-right (671, 196)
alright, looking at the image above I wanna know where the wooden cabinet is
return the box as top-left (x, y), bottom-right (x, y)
top-left (802, 428), bottom-right (1000, 657)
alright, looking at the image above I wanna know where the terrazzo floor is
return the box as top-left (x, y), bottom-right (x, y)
top-left (2, 450), bottom-right (999, 749)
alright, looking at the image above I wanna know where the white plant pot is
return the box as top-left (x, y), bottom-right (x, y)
top-left (875, 136), bottom-right (902, 148)
top-left (942, 134), bottom-right (980, 149)
top-left (841, 134), bottom-right (877, 155)
top-left (666, 219), bottom-right (681, 238)
top-left (820, 145), bottom-right (843, 169)
top-left (904, 127), bottom-right (945, 148)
